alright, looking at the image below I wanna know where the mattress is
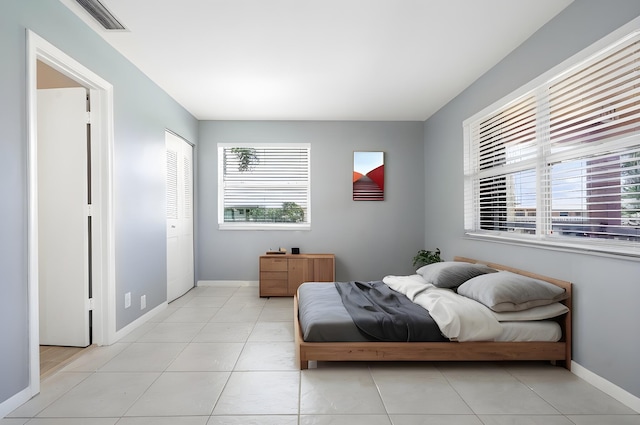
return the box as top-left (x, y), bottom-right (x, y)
top-left (298, 282), bottom-right (370, 342)
top-left (496, 321), bottom-right (561, 342)
top-left (297, 282), bottom-right (562, 343)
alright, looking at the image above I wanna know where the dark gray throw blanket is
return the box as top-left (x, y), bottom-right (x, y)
top-left (334, 281), bottom-right (447, 342)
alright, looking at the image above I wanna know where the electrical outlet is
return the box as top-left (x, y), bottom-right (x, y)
top-left (140, 295), bottom-right (146, 310)
top-left (124, 292), bottom-right (131, 309)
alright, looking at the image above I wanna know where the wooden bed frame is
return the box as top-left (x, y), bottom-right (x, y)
top-left (294, 256), bottom-right (572, 370)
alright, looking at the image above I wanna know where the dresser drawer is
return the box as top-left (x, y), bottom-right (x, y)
top-left (260, 271), bottom-right (287, 281)
top-left (260, 257), bottom-right (288, 271)
top-left (260, 278), bottom-right (288, 296)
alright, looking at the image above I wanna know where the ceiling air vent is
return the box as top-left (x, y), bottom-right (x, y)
top-left (75, 0), bottom-right (126, 30)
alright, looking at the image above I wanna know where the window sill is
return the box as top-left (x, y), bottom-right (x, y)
top-left (218, 222), bottom-right (311, 231)
top-left (464, 232), bottom-right (640, 261)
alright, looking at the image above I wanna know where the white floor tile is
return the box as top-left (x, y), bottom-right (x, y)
top-left (117, 417), bottom-right (209, 425)
top-left (21, 419), bottom-right (119, 424)
top-left (118, 322), bottom-right (158, 342)
top-left (125, 371), bottom-right (229, 416)
top-left (478, 415), bottom-right (576, 425)
top-left (184, 296), bottom-right (230, 308)
top-left (167, 294), bottom-right (197, 308)
top-left (210, 306), bottom-right (263, 323)
top-left (566, 416), bottom-right (640, 425)
top-left (213, 371), bottom-right (299, 415)
top-left (508, 365), bottom-right (638, 415)
top-left (146, 307), bottom-right (180, 322)
top-left (36, 372), bottom-right (159, 417)
top-left (389, 415), bottom-right (483, 425)
top-left (441, 365), bottom-right (559, 415)
top-left (300, 414), bottom-right (392, 425)
top-left (207, 416), bottom-right (298, 425)
top-left (258, 306), bottom-right (294, 321)
top-left (7, 372), bottom-right (91, 418)
top-left (163, 307), bottom-right (220, 323)
top-left (197, 286), bottom-right (238, 297)
top-left (235, 285), bottom-right (260, 293)
top-left (98, 342), bottom-right (186, 372)
top-left (449, 379), bottom-right (558, 415)
top-left (0, 419), bottom-right (29, 425)
top-left (247, 321), bottom-right (294, 342)
top-left (300, 368), bottom-right (386, 415)
top-left (192, 322), bottom-right (255, 342)
top-left (136, 322), bottom-right (205, 343)
top-left (60, 343), bottom-right (129, 372)
top-left (166, 342), bottom-right (244, 371)
top-left (371, 364), bottom-right (472, 414)
top-left (235, 342), bottom-right (297, 371)
top-left (223, 295), bottom-right (267, 308)
top-left (264, 297), bottom-right (294, 309)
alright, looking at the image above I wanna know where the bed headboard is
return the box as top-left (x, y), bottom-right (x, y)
top-left (454, 255), bottom-right (572, 365)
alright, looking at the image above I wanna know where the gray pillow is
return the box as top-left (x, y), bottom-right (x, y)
top-left (416, 261), bottom-right (497, 289)
top-left (457, 271), bottom-right (568, 312)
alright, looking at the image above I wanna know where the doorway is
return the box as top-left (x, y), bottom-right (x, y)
top-left (36, 69), bottom-right (91, 377)
top-left (27, 31), bottom-right (116, 397)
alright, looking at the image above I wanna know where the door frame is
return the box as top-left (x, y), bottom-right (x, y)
top-left (26, 30), bottom-right (116, 396)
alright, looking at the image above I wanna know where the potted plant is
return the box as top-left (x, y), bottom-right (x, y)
top-left (412, 248), bottom-right (442, 269)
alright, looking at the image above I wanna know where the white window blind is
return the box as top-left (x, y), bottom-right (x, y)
top-left (464, 30), bottom-right (640, 256)
top-left (218, 143), bottom-right (310, 229)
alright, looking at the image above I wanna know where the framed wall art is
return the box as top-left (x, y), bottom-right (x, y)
top-left (353, 151), bottom-right (384, 201)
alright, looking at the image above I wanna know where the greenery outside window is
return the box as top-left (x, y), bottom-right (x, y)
top-left (464, 30), bottom-right (640, 257)
top-left (218, 143), bottom-right (311, 230)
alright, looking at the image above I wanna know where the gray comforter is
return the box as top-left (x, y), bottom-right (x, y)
top-left (335, 281), bottom-right (447, 342)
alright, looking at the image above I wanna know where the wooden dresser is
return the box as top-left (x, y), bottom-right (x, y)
top-left (259, 253), bottom-right (335, 297)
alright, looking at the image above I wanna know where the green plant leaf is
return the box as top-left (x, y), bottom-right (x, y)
top-left (412, 248), bottom-right (442, 268)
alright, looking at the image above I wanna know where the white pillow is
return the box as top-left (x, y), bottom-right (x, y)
top-left (492, 302), bottom-right (569, 321)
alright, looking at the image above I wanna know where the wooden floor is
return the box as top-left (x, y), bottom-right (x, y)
top-left (40, 345), bottom-right (90, 379)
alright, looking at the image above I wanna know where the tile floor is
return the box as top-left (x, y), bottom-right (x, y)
top-left (5, 283), bottom-right (640, 425)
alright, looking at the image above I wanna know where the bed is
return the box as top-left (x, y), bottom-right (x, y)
top-left (294, 256), bottom-right (572, 370)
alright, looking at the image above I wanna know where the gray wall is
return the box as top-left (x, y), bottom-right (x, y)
top-left (198, 121), bottom-right (425, 282)
top-left (0, 0), bottom-right (198, 405)
top-left (423, 0), bottom-right (640, 398)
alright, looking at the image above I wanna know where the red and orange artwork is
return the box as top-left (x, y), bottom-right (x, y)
top-left (353, 151), bottom-right (384, 201)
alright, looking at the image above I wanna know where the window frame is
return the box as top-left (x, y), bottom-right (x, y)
top-left (463, 23), bottom-right (640, 259)
top-left (217, 142), bottom-right (311, 231)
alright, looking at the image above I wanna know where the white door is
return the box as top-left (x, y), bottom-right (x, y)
top-left (166, 132), bottom-right (194, 302)
top-left (38, 87), bottom-right (90, 347)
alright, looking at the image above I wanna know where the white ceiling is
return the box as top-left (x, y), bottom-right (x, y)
top-left (62, 0), bottom-right (573, 121)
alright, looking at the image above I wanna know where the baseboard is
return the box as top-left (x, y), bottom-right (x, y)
top-left (571, 361), bottom-right (640, 413)
top-left (112, 302), bottom-right (168, 342)
top-left (197, 280), bottom-right (259, 287)
top-left (0, 386), bottom-right (32, 419)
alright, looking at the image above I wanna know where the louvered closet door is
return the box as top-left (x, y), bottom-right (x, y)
top-left (166, 132), bottom-right (194, 302)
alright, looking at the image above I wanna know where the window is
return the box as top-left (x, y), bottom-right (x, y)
top-left (464, 30), bottom-right (640, 256)
top-left (218, 143), bottom-right (311, 230)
